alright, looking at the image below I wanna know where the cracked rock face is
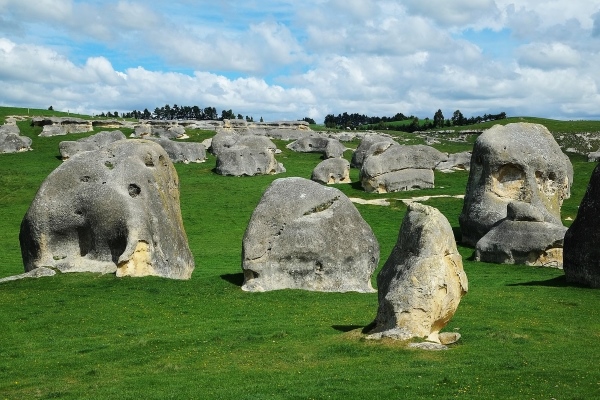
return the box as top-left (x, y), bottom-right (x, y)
top-left (19, 139), bottom-right (195, 279)
top-left (459, 123), bottom-right (572, 246)
top-left (241, 177), bottom-right (379, 292)
top-left (367, 203), bottom-right (468, 343)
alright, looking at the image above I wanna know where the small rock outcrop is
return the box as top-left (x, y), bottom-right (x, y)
top-left (20, 139), bottom-right (194, 279)
top-left (59, 130), bottom-right (126, 160)
top-left (367, 203), bottom-right (468, 344)
top-left (214, 134), bottom-right (285, 176)
top-left (475, 202), bottom-right (567, 268)
top-left (146, 137), bottom-right (207, 164)
top-left (359, 144), bottom-right (446, 193)
top-left (563, 163), bottom-right (600, 287)
top-left (311, 158), bottom-right (351, 184)
top-left (242, 177), bottom-right (379, 292)
top-left (459, 123), bottom-right (572, 246)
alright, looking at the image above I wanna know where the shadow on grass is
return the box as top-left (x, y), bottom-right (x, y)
top-left (332, 325), bottom-right (365, 333)
top-left (507, 275), bottom-right (589, 288)
top-left (220, 273), bottom-right (244, 287)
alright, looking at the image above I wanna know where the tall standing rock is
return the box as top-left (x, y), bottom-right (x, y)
top-left (242, 177), bottom-right (379, 292)
top-left (20, 139), bottom-right (195, 279)
top-left (563, 163), bottom-right (600, 287)
top-left (367, 203), bottom-right (468, 343)
top-left (459, 123), bottom-right (572, 246)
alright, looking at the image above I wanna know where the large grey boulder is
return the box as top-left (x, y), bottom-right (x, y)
top-left (59, 130), bottom-right (126, 160)
top-left (0, 132), bottom-right (32, 153)
top-left (33, 117), bottom-right (93, 136)
top-left (242, 177), bottom-right (379, 292)
top-left (286, 136), bottom-right (346, 158)
top-left (435, 151), bottom-right (472, 172)
top-left (351, 134), bottom-right (396, 168)
top-left (367, 203), bottom-right (468, 343)
top-left (215, 134), bottom-right (285, 176)
top-left (475, 202), bottom-right (567, 267)
top-left (311, 158), bottom-right (351, 184)
top-left (360, 144), bottom-right (446, 193)
top-left (146, 137), bottom-right (206, 164)
top-left (564, 163), bottom-right (600, 287)
top-left (20, 139), bottom-right (194, 279)
top-left (459, 123), bottom-right (572, 246)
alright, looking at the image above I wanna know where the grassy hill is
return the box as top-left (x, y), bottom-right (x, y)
top-left (0, 107), bottom-right (599, 399)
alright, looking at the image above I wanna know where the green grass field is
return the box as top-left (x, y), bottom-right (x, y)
top-left (1, 108), bottom-right (599, 399)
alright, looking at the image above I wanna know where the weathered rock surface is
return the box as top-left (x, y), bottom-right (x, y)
top-left (214, 134), bottom-right (285, 176)
top-left (146, 137), bottom-right (207, 164)
top-left (0, 131), bottom-right (32, 153)
top-left (367, 203), bottom-right (468, 343)
top-left (360, 144), bottom-right (446, 193)
top-left (32, 117), bottom-right (94, 136)
top-left (311, 158), bottom-right (351, 184)
top-left (59, 130), bottom-right (126, 160)
top-left (459, 123), bottom-right (572, 246)
top-left (286, 136), bottom-right (346, 158)
top-left (132, 122), bottom-right (186, 139)
top-left (217, 119), bottom-right (312, 140)
top-left (242, 177), bottom-right (379, 292)
top-left (0, 267), bottom-right (56, 283)
top-left (435, 151), bottom-right (472, 172)
top-left (475, 202), bottom-right (567, 268)
top-left (20, 139), bottom-right (194, 279)
top-left (564, 163), bottom-right (600, 287)
top-left (351, 134), bottom-right (396, 168)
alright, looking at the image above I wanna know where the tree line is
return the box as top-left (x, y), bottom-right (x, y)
top-left (97, 104), bottom-right (264, 122)
top-left (323, 110), bottom-right (507, 132)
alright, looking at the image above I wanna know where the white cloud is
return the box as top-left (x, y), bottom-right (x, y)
top-left (517, 42), bottom-right (582, 69)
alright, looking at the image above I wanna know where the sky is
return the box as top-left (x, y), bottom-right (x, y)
top-left (1, 0), bottom-right (600, 123)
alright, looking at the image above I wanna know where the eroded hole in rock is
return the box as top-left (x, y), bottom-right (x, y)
top-left (128, 184), bottom-right (141, 197)
top-left (80, 176), bottom-right (90, 182)
top-left (77, 226), bottom-right (92, 257)
top-left (144, 153), bottom-right (154, 167)
top-left (104, 161), bottom-right (114, 169)
top-left (109, 229), bottom-right (127, 264)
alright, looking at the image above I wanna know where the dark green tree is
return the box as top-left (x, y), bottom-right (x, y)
top-left (433, 109), bottom-right (445, 128)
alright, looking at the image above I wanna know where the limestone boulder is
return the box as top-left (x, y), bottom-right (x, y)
top-left (242, 177), bottom-right (379, 292)
top-left (459, 123), bottom-right (572, 246)
top-left (351, 134), bottom-right (396, 168)
top-left (286, 136), bottom-right (346, 158)
top-left (311, 158), bottom-right (351, 184)
top-left (367, 203), bottom-right (468, 343)
top-left (435, 151), bottom-right (472, 172)
top-left (0, 132), bottom-right (32, 153)
top-left (475, 202), bottom-right (567, 268)
top-left (33, 117), bottom-right (93, 136)
top-left (59, 130), bottom-right (126, 160)
top-left (133, 122), bottom-right (186, 139)
top-left (215, 134), bottom-right (285, 176)
top-left (360, 144), bottom-right (446, 193)
top-left (20, 139), bottom-right (194, 279)
top-left (146, 137), bottom-right (207, 164)
top-left (564, 163), bottom-right (600, 287)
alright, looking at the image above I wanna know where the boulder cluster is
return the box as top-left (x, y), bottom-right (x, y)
top-left (4, 114), bottom-right (599, 350)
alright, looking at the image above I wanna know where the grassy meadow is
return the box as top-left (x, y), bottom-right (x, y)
top-left (0, 108), bottom-right (599, 399)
